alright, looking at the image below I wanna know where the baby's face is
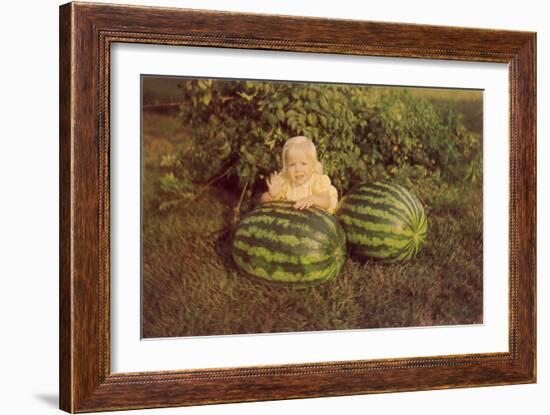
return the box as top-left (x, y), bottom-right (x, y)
top-left (286, 146), bottom-right (314, 186)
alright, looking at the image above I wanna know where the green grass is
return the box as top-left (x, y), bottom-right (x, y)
top-left (141, 112), bottom-right (483, 338)
top-left (142, 76), bottom-right (187, 105)
top-left (406, 87), bottom-right (483, 135)
top-left (406, 87), bottom-right (482, 102)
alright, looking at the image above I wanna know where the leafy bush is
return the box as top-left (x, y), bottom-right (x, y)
top-left (160, 79), bottom-right (481, 212)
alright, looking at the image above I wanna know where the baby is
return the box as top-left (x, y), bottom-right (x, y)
top-left (260, 136), bottom-right (338, 213)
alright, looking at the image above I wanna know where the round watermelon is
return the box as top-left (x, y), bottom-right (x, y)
top-left (336, 181), bottom-right (428, 263)
top-left (232, 201), bottom-right (347, 283)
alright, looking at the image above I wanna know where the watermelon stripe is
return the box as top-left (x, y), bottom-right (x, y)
top-left (410, 241), bottom-right (420, 258)
top-left (399, 193), bottom-right (421, 226)
top-left (399, 184), bottom-right (423, 215)
top-left (242, 214), bottom-right (295, 230)
top-left (232, 251), bottom-right (334, 281)
top-left (344, 227), bottom-right (412, 242)
top-left (338, 213), bottom-right (415, 238)
top-left (338, 203), bottom-right (412, 230)
top-left (338, 206), bottom-right (406, 231)
top-left (386, 183), bottom-right (424, 228)
top-left (298, 207), bottom-right (338, 234)
top-left (350, 188), bottom-right (416, 224)
top-left (240, 216), bottom-right (330, 245)
top-left (389, 182), bottom-right (423, 225)
top-left (233, 237), bottom-right (332, 267)
top-left (352, 232), bottom-right (421, 261)
top-left (307, 207), bottom-right (338, 234)
top-left (342, 226), bottom-right (414, 245)
top-left (335, 220), bottom-right (347, 247)
top-left (253, 204), bottom-right (310, 219)
top-left (233, 201), bottom-right (346, 283)
top-left (342, 225), bottom-right (414, 245)
top-left (354, 243), bottom-right (414, 261)
top-left (336, 182), bottom-right (427, 263)
top-left (235, 225), bottom-right (326, 252)
top-left (346, 232), bottom-right (411, 250)
top-left (253, 205), bottom-right (334, 235)
top-left (370, 182), bottom-right (418, 222)
top-left (311, 261), bottom-right (339, 282)
top-left (338, 199), bottom-right (412, 227)
top-left (234, 246), bottom-right (335, 276)
top-left (417, 211), bottom-right (428, 232)
top-left (344, 191), bottom-right (412, 219)
top-left (234, 233), bottom-right (327, 261)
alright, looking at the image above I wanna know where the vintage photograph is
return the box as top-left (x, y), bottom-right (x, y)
top-left (141, 75), bottom-right (483, 338)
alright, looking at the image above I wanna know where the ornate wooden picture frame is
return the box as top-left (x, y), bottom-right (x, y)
top-left (59, 2), bottom-right (536, 412)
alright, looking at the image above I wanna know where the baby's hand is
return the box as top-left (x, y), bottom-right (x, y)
top-left (293, 196), bottom-right (315, 210)
top-left (267, 172), bottom-right (284, 198)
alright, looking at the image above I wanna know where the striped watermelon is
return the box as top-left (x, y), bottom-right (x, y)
top-left (336, 182), bottom-right (428, 263)
top-left (232, 201), bottom-right (347, 283)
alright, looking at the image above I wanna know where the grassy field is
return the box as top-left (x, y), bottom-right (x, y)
top-left (141, 109), bottom-right (483, 338)
top-left (406, 87), bottom-right (483, 135)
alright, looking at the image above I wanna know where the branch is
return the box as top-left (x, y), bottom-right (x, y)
top-left (181, 164), bottom-right (234, 210)
top-left (233, 180), bottom-right (249, 224)
top-left (206, 180), bottom-right (250, 238)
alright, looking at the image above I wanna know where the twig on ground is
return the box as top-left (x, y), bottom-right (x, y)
top-left (233, 180), bottom-right (249, 224)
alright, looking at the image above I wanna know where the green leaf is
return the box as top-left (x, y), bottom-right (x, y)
top-left (197, 80), bottom-right (207, 90)
top-left (320, 95), bottom-right (329, 111)
top-left (174, 79), bottom-right (478, 207)
top-left (307, 113), bottom-right (318, 126)
top-left (267, 113), bottom-right (278, 126)
top-left (237, 91), bottom-right (256, 102)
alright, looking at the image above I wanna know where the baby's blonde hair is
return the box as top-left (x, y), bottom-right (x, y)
top-left (281, 136), bottom-right (323, 176)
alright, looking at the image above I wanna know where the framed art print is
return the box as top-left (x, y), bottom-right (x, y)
top-left (59, 2), bottom-right (536, 412)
